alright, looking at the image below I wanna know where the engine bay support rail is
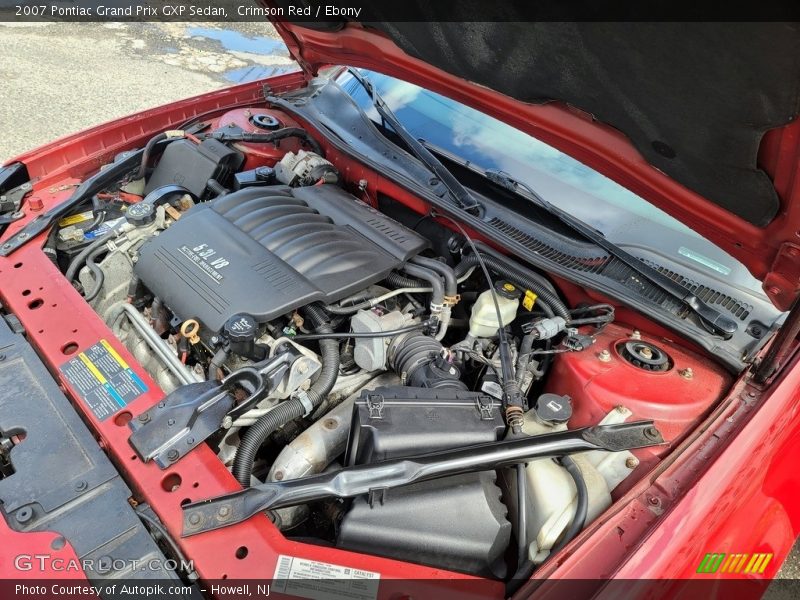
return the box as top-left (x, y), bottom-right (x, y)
top-left (182, 421), bottom-right (665, 536)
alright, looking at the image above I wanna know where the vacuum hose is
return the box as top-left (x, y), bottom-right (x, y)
top-left (232, 304), bottom-right (340, 487)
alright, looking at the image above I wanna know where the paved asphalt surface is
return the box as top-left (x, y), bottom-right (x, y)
top-left (1, 20), bottom-right (799, 585)
top-left (0, 22), bottom-right (295, 161)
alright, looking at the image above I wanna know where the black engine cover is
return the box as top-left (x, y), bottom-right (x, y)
top-left (134, 185), bottom-right (427, 332)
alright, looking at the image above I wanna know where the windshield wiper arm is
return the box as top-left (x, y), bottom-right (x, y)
top-left (484, 169), bottom-right (738, 339)
top-left (346, 68), bottom-right (480, 214)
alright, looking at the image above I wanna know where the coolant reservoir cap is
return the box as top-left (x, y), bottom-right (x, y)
top-left (125, 201), bottom-right (155, 226)
top-left (223, 313), bottom-right (258, 343)
top-left (534, 393), bottom-right (572, 425)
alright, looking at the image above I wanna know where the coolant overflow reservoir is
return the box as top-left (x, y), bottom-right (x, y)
top-left (469, 280), bottom-right (521, 338)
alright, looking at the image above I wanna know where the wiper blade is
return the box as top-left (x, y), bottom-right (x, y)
top-left (484, 169), bottom-right (738, 339)
top-left (346, 68), bottom-right (480, 214)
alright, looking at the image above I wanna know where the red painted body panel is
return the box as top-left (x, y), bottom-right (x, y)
top-left (547, 323), bottom-right (732, 477)
top-left (0, 73), bottom-right (798, 598)
top-left (216, 108), bottom-right (304, 169)
top-left (524, 353), bottom-right (800, 595)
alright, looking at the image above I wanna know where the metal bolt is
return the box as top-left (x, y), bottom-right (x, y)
top-left (222, 415), bottom-right (233, 429)
top-left (217, 506), bottom-right (231, 520)
top-left (167, 418), bottom-right (175, 426)
top-left (138, 413), bottom-right (150, 423)
top-left (210, 336), bottom-right (220, 345)
top-left (15, 506), bottom-right (33, 524)
top-left (157, 401), bottom-right (166, 408)
top-left (679, 367), bottom-right (694, 380)
top-left (625, 457), bottom-right (639, 469)
top-left (639, 346), bottom-right (653, 359)
top-left (17, 233), bottom-right (28, 240)
top-left (598, 349), bottom-right (611, 363)
top-left (188, 513), bottom-right (201, 526)
top-left (167, 449), bottom-right (180, 462)
top-left (630, 330), bottom-right (642, 340)
top-left (298, 362), bottom-right (308, 374)
top-left (21, 183), bottom-right (31, 190)
top-left (648, 496), bottom-right (661, 507)
top-left (274, 471), bottom-right (284, 481)
top-left (187, 437), bottom-right (195, 445)
top-left (74, 480), bottom-right (87, 492)
top-left (644, 426), bottom-right (660, 440)
top-left (2, 243), bottom-right (11, 250)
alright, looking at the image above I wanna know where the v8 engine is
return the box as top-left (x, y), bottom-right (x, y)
top-left (46, 110), bottom-right (727, 583)
top-left (134, 185), bottom-right (428, 334)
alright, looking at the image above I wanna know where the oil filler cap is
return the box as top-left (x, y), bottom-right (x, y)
top-left (125, 202), bottom-right (156, 227)
top-left (534, 393), bottom-right (572, 425)
top-left (223, 313), bottom-right (260, 359)
top-left (223, 313), bottom-right (257, 344)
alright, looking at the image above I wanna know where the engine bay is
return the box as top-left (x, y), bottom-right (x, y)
top-left (15, 103), bottom-right (736, 587)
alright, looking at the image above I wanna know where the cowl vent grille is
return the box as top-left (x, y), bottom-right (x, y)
top-left (486, 217), bottom-right (751, 321)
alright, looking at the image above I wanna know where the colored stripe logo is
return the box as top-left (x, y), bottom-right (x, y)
top-left (697, 553), bottom-right (772, 574)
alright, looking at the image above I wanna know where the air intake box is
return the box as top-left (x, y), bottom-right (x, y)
top-left (145, 138), bottom-right (244, 199)
top-left (345, 387), bottom-right (505, 465)
top-left (338, 387), bottom-right (511, 578)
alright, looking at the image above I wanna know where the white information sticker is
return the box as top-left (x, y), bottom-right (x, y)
top-left (272, 555), bottom-right (381, 600)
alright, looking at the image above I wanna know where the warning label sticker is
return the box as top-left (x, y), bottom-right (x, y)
top-left (60, 339), bottom-right (148, 420)
top-left (272, 555), bottom-right (380, 600)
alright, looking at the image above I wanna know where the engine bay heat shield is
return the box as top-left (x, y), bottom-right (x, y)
top-left (134, 185), bottom-right (428, 332)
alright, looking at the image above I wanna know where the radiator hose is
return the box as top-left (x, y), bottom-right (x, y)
top-left (232, 304), bottom-right (340, 487)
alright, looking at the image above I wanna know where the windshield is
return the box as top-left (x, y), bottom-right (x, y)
top-left (335, 68), bottom-right (766, 298)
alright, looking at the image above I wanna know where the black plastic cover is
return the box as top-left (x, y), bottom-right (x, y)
top-left (337, 471), bottom-right (511, 578)
top-left (339, 386), bottom-right (510, 577)
top-left (145, 138), bottom-right (244, 199)
top-left (346, 386), bottom-right (505, 465)
top-left (134, 185), bottom-right (427, 332)
top-left (0, 316), bottom-right (183, 584)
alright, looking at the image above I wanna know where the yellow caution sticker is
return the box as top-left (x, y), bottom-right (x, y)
top-left (57, 210), bottom-right (93, 227)
top-left (60, 339), bottom-right (148, 421)
top-left (522, 290), bottom-right (537, 311)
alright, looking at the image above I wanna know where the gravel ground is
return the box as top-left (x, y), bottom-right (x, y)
top-left (0, 19), bottom-right (798, 583)
top-left (0, 21), bottom-right (295, 161)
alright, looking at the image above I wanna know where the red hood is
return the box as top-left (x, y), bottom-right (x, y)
top-left (270, 19), bottom-right (800, 310)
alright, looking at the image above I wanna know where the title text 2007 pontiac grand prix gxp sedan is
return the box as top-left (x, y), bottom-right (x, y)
top-left (0, 16), bottom-right (799, 600)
